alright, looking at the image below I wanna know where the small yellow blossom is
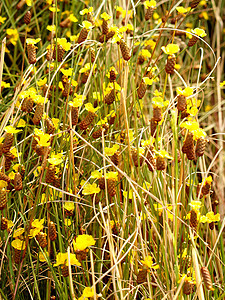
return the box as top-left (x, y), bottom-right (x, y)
top-left (6, 28), bottom-right (19, 45)
top-left (104, 144), bottom-right (120, 156)
top-left (100, 12), bottom-right (111, 21)
top-left (82, 183), bottom-right (100, 195)
top-left (54, 252), bottom-right (81, 266)
top-left (189, 200), bottom-right (202, 211)
top-left (39, 251), bottom-right (49, 262)
top-left (11, 239), bottom-right (26, 250)
top-left (17, 119), bottom-right (26, 128)
top-left (73, 234), bottom-right (95, 251)
top-left (143, 77), bottom-right (154, 85)
top-left (13, 228), bottom-right (25, 238)
top-left (144, 0), bottom-right (157, 9)
top-left (199, 12), bottom-right (209, 20)
top-left (85, 103), bottom-right (99, 113)
top-left (61, 68), bottom-right (73, 77)
top-left (79, 287), bottom-right (94, 299)
top-left (0, 16), bottom-right (6, 24)
top-left (49, 5), bottom-right (60, 12)
top-left (106, 172), bottom-right (118, 181)
top-left (1, 81), bottom-right (10, 88)
top-left (69, 13), bottom-right (78, 22)
top-left (141, 255), bottom-right (159, 269)
top-left (4, 125), bottom-right (21, 134)
top-left (0, 180), bottom-right (7, 188)
top-left (80, 7), bottom-right (93, 15)
top-left (177, 86), bottom-right (194, 97)
top-left (152, 96), bottom-right (169, 108)
top-left (191, 28), bottom-right (207, 38)
top-left (82, 20), bottom-right (93, 30)
top-left (161, 44), bottom-right (180, 55)
top-left (48, 153), bottom-right (63, 165)
top-left (47, 25), bottom-right (56, 31)
top-left (155, 150), bottom-right (173, 159)
top-left (37, 77), bottom-right (47, 86)
top-left (56, 38), bottom-right (71, 51)
top-left (26, 38), bottom-right (41, 45)
top-left (91, 170), bottom-right (102, 179)
top-left (64, 218), bottom-right (72, 226)
top-left (64, 202), bottom-right (75, 211)
top-left (176, 6), bottom-right (191, 14)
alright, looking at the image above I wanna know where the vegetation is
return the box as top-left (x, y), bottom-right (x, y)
top-left (0, 0), bottom-right (224, 299)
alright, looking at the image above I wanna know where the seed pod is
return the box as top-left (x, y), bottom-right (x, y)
top-left (87, 12), bottom-right (95, 26)
top-left (132, 149), bottom-right (144, 167)
top-left (75, 249), bottom-right (87, 262)
top-left (46, 47), bottom-right (53, 61)
top-left (35, 145), bottom-right (45, 156)
top-left (150, 118), bottom-right (157, 137)
top-left (53, 45), bottom-right (65, 62)
top-left (45, 165), bottom-right (55, 184)
top-left (104, 89), bottom-right (115, 105)
top-left (79, 111), bottom-right (96, 130)
top-left (46, 118), bottom-right (55, 134)
top-left (190, 0), bottom-right (201, 9)
top-left (202, 182), bottom-right (211, 196)
top-left (21, 97), bottom-right (34, 113)
top-left (137, 269), bottom-right (147, 284)
top-left (181, 110), bottom-right (189, 119)
top-left (71, 107), bottom-right (79, 126)
top-left (4, 157), bottom-right (12, 171)
top-left (102, 19), bottom-right (109, 35)
top-left (183, 280), bottom-right (193, 295)
top-left (137, 80), bottom-right (147, 99)
top-left (27, 44), bottom-right (37, 64)
top-left (177, 95), bottom-right (187, 112)
top-left (195, 137), bottom-right (206, 157)
top-left (146, 146), bottom-right (156, 172)
top-left (182, 132), bottom-right (195, 160)
top-left (188, 36), bottom-right (199, 47)
top-left (209, 222), bottom-right (214, 230)
top-left (53, 175), bottom-right (61, 188)
top-left (81, 71), bottom-right (89, 84)
top-left (2, 133), bottom-right (13, 154)
top-left (33, 103), bottom-right (43, 125)
top-left (156, 156), bottom-right (166, 171)
top-left (165, 55), bottom-right (176, 74)
top-left (119, 40), bottom-right (131, 61)
top-left (77, 28), bottom-right (88, 44)
top-left (106, 30), bottom-right (116, 41)
top-left (98, 177), bottom-right (105, 190)
top-left (109, 68), bottom-right (116, 82)
top-left (48, 221), bottom-right (57, 241)
top-left (107, 179), bottom-right (116, 197)
top-left (145, 7), bottom-right (155, 20)
top-left (14, 172), bottom-right (22, 191)
top-left (137, 54), bottom-right (145, 65)
top-left (111, 151), bottom-right (120, 166)
top-left (170, 14), bottom-right (182, 24)
top-left (1, 217), bottom-right (8, 230)
top-left (201, 267), bottom-right (214, 291)
top-left (61, 264), bottom-right (69, 277)
top-left (14, 248), bottom-right (22, 264)
top-left (0, 171), bottom-right (11, 183)
top-left (177, 149), bottom-right (181, 163)
top-left (190, 209), bottom-right (198, 232)
top-left (153, 106), bottom-right (162, 123)
top-left (16, 0), bottom-right (26, 9)
top-left (92, 128), bottom-right (103, 139)
top-left (62, 81), bottom-right (71, 98)
top-left (60, 17), bottom-right (71, 28)
top-left (31, 136), bottom-right (38, 151)
top-left (24, 10), bottom-right (31, 25)
top-left (90, 47), bottom-right (95, 63)
top-left (37, 232), bottom-right (47, 248)
top-left (109, 114), bottom-right (116, 125)
top-left (0, 188), bottom-right (7, 210)
top-left (98, 34), bottom-right (106, 43)
top-left (65, 209), bottom-right (74, 217)
top-left (0, 144), bottom-right (3, 158)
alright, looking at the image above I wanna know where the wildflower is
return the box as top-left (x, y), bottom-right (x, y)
top-left (37, 77), bottom-right (47, 87)
top-left (189, 200), bottom-right (202, 211)
top-left (82, 183), bottom-right (100, 195)
top-left (6, 28), bottom-right (19, 45)
top-left (1, 81), bottom-right (10, 89)
top-left (4, 125), bottom-right (21, 134)
top-left (177, 86), bottom-right (194, 97)
top-left (64, 218), bottom-right (72, 226)
top-left (64, 202), bottom-right (75, 211)
top-left (39, 251), bottom-right (49, 262)
top-left (152, 96), bottom-right (169, 108)
top-left (48, 153), bottom-right (63, 165)
top-left (55, 38), bottom-right (71, 51)
top-left (176, 6), bottom-right (191, 14)
top-left (141, 255), bottom-right (159, 269)
top-left (84, 103), bottom-right (99, 113)
top-left (78, 287), bottom-right (94, 299)
top-left (13, 228), bottom-right (25, 238)
top-left (91, 170), bottom-right (102, 179)
top-left (11, 239), bottom-right (26, 250)
top-left (0, 16), bottom-right (6, 24)
top-left (100, 12), bottom-right (111, 21)
top-left (73, 234), bottom-right (95, 251)
top-left (29, 218), bottom-right (44, 237)
top-left (80, 7), bottom-right (93, 15)
top-left (200, 212), bottom-right (220, 223)
top-left (161, 44), bottom-right (180, 55)
top-left (106, 172), bottom-right (118, 181)
top-left (26, 38), bottom-right (41, 45)
top-left (199, 12), bottom-right (209, 20)
top-left (54, 252), bottom-right (81, 267)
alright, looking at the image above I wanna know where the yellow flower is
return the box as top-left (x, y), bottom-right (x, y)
top-left (123, 190), bottom-right (133, 199)
top-left (61, 68), bottom-right (73, 77)
top-left (1, 81), bottom-right (10, 88)
top-left (152, 96), bottom-right (169, 108)
top-left (180, 120), bottom-right (199, 131)
top-left (192, 128), bottom-right (206, 140)
top-left (82, 183), bottom-right (100, 195)
top-left (11, 239), bottom-right (26, 250)
top-left (80, 7), bottom-right (93, 15)
top-left (84, 103), bottom-right (99, 113)
top-left (176, 6), bottom-right (191, 14)
top-left (49, 5), bottom-right (60, 12)
top-left (48, 153), bottom-right (63, 165)
top-left (155, 150), bottom-right (173, 159)
top-left (52, 118), bottom-right (59, 128)
top-left (35, 95), bottom-right (48, 104)
top-left (177, 86), bottom-right (194, 97)
top-left (69, 96), bottom-right (83, 108)
top-left (100, 12), bottom-right (111, 21)
top-left (79, 287), bottom-right (94, 299)
top-left (6, 28), bottom-right (19, 45)
top-left (56, 38), bottom-right (71, 51)
top-left (199, 12), bottom-right (208, 20)
top-left (8, 171), bottom-right (15, 180)
top-left (64, 218), bottom-right (72, 226)
top-left (54, 252), bottom-right (81, 266)
top-left (0, 16), bottom-right (6, 24)
top-left (0, 180), bottom-right (8, 188)
top-left (205, 211), bottom-right (220, 223)
top-left (13, 228), bottom-right (25, 238)
top-left (37, 77), bottom-right (47, 86)
top-left (189, 200), bottom-right (202, 211)
top-left (16, 119), bottom-right (26, 128)
top-left (64, 202), bottom-right (75, 211)
top-left (4, 125), bottom-right (21, 134)
top-left (161, 44), bottom-right (180, 55)
top-left (91, 170), bottom-right (102, 179)
top-left (104, 144), bottom-right (119, 156)
top-left (143, 77), bottom-right (154, 85)
top-left (25, 0), bottom-right (32, 5)
top-left (73, 234), bottom-right (95, 251)
top-left (69, 14), bottom-right (78, 22)
top-left (46, 25), bottom-right (56, 31)
top-left (144, 0), bottom-right (157, 9)
top-left (82, 20), bottom-right (93, 30)
top-left (141, 255), bottom-right (159, 269)
top-left (191, 28), bottom-right (207, 37)
top-left (106, 172), bottom-right (118, 180)
top-left (26, 38), bottom-right (41, 45)
top-left (38, 134), bottom-right (51, 147)
top-left (39, 251), bottom-right (49, 262)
